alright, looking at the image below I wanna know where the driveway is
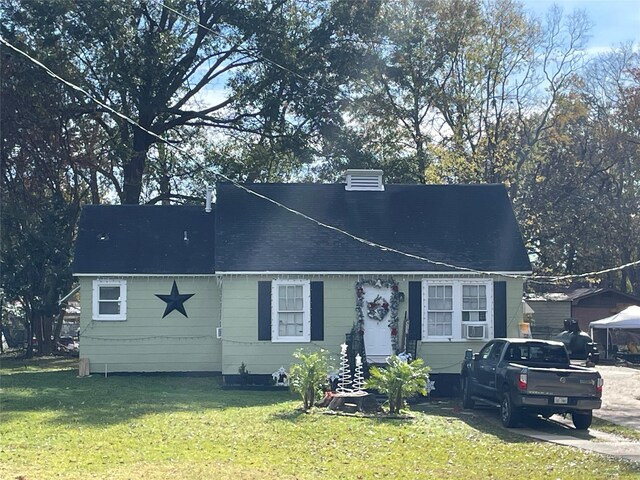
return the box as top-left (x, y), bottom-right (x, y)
top-left (595, 364), bottom-right (640, 430)
top-left (457, 364), bottom-right (640, 463)
top-left (516, 364), bottom-right (640, 463)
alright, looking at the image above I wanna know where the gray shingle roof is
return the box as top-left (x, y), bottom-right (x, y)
top-left (73, 183), bottom-right (531, 275)
top-left (73, 205), bottom-right (215, 274)
top-left (214, 183), bottom-right (531, 273)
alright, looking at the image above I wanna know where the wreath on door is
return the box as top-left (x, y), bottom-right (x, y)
top-left (367, 294), bottom-right (389, 322)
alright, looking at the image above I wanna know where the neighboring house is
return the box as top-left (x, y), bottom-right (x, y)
top-left (524, 293), bottom-right (572, 339)
top-left (570, 288), bottom-right (640, 332)
top-left (73, 170), bottom-right (531, 393)
top-left (525, 288), bottom-right (640, 338)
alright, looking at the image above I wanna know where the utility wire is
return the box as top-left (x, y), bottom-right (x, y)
top-left (3, 36), bottom-right (639, 285)
top-left (1, 36), bottom-right (515, 278)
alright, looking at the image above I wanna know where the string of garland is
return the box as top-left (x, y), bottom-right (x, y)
top-left (355, 278), bottom-right (400, 352)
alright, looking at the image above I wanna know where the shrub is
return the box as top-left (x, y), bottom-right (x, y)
top-left (365, 356), bottom-right (431, 414)
top-left (238, 362), bottom-right (250, 386)
top-left (289, 348), bottom-right (334, 410)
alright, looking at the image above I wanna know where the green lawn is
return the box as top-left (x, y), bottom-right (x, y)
top-left (1, 355), bottom-right (639, 480)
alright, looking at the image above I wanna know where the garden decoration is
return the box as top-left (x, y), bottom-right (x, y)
top-left (353, 354), bottom-right (364, 392)
top-left (426, 378), bottom-right (436, 395)
top-left (337, 343), bottom-right (352, 393)
top-left (272, 366), bottom-right (288, 386)
top-left (328, 345), bottom-right (380, 413)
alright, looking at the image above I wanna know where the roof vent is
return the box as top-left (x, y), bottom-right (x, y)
top-left (345, 169), bottom-right (384, 191)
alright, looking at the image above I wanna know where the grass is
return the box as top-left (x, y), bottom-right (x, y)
top-left (592, 418), bottom-right (640, 442)
top-left (1, 355), bottom-right (640, 480)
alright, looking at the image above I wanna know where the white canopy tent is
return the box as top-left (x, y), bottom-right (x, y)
top-left (590, 305), bottom-right (640, 358)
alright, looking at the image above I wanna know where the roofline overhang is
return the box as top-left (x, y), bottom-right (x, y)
top-left (74, 270), bottom-right (532, 277)
top-left (572, 288), bottom-right (640, 304)
top-left (74, 273), bottom-right (215, 277)
top-left (58, 284), bottom-right (81, 305)
top-left (215, 270), bottom-right (532, 276)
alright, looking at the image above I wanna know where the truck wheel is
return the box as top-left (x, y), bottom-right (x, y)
top-left (501, 393), bottom-right (520, 428)
top-left (461, 376), bottom-right (475, 409)
top-left (572, 411), bottom-right (593, 430)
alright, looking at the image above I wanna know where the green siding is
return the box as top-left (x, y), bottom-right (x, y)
top-left (220, 275), bottom-right (525, 376)
top-left (79, 277), bottom-right (222, 373)
top-left (79, 274), bottom-right (526, 378)
top-left (221, 276), bottom-right (361, 376)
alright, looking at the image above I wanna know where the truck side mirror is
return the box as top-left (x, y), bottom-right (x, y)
top-left (464, 349), bottom-right (474, 361)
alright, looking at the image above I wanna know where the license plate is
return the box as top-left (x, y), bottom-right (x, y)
top-left (554, 396), bottom-right (568, 404)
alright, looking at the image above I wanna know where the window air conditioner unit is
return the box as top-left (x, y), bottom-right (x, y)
top-left (464, 324), bottom-right (486, 339)
top-left (216, 327), bottom-right (222, 339)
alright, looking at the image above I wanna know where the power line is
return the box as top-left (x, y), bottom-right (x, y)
top-left (1, 36), bottom-right (507, 278)
top-left (2, 37), bottom-right (639, 285)
top-left (533, 259), bottom-right (640, 282)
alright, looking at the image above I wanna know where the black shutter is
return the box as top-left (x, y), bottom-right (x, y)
top-left (310, 281), bottom-right (324, 341)
top-left (258, 281), bottom-right (272, 341)
top-left (407, 281), bottom-right (422, 340)
top-left (493, 281), bottom-right (507, 338)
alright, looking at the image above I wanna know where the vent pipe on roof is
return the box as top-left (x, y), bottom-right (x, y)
top-left (205, 186), bottom-right (213, 213)
top-left (345, 169), bottom-right (384, 191)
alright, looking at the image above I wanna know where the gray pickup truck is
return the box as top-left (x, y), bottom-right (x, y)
top-left (461, 338), bottom-right (603, 430)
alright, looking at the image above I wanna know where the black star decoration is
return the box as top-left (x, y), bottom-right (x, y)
top-left (155, 281), bottom-right (195, 318)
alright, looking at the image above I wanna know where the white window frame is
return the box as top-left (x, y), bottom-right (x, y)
top-left (422, 279), bottom-right (493, 342)
top-left (271, 279), bottom-right (311, 343)
top-left (92, 279), bottom-right (127, 321)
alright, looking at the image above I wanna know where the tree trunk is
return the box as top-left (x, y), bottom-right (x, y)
top-left (53, 309), bottom-right (65, 343)
top-left (0, 297), bottom-right (3, 354)
top-left (32, 313), bottom-right (43, 355)
top-left (41, 314), bottom-right (53, 355)
top-left (122, 125), bottom-right (155, 204)
top-left (122, 150), bottom-right (147, 205)
top-left (24, 318), bottom-right (33, 359)
top-left (89, 169), bottom-right (100, 205)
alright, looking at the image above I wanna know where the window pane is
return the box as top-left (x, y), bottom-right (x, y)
top-left (293, 285), bottom-right (303, 310)
top-left (462, 298), bottom-right (477, 309)
top-left (279, 285), bottom-right (304, 311)
top-left (99, 301), bottom-right (120, 315)
top-left (285, 286), bottom-right (294, 309)
top-left (427, 312), bottom-right (452, 336)
top-left (464, 311), bottom-right (482, 322)
top-left (428, 285), bottom-right (452, 310)
top-left (100, 286), bottom-right (120, 301)
top-left (463, 284), bottom-right (487, 312)
top-left (278, 312), bottom-right (303, 337)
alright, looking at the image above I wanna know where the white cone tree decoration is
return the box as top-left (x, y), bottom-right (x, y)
top-left (353, 354), bottom-right (364, 392)
top-left (337, 343), bottom-right (352, 393)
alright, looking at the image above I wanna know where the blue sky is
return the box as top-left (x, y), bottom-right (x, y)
top-left (521, 0), bottom-right (639, 53)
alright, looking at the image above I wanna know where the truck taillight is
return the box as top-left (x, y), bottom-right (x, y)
top-left (518, 369), bottom-right (528, 390)
top-left (596, 377), bottom-right (604, 395)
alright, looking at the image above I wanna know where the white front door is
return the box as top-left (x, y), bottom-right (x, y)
top-left (362, 284), bottom-right (393, 363)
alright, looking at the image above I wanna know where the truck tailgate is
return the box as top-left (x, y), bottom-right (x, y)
top-left (525, 367), bottom-right (600, 397)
